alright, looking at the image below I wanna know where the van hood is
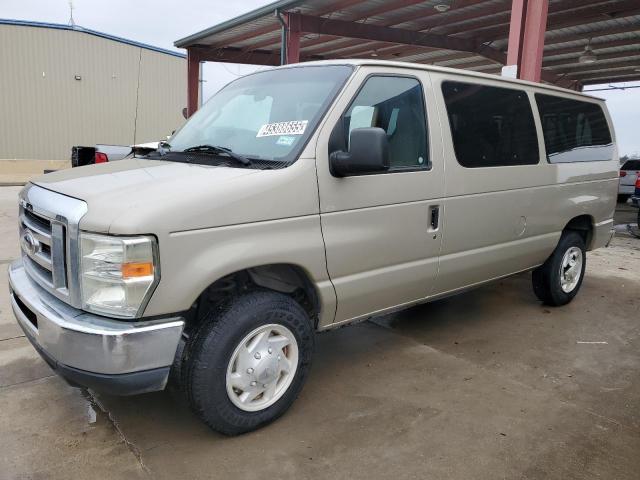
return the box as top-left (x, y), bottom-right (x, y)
top-left (32, 157), bottom-right (317, 234)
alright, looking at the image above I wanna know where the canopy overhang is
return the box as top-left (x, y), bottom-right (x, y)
top-left (175, 0), bottom-right (640, 116)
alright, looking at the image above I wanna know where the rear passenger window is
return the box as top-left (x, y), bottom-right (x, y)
top-left (535, 94), bottom-right (613, 163)
top-left (341, 76), bottom-right (429, 170)
top-left (622, 160), bottom-right (640, 170)
top-left (442, 81), bottom-right (539, 168)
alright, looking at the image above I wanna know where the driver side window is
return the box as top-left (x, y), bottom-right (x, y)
top-left (341, 76), bottom-right (429, 170)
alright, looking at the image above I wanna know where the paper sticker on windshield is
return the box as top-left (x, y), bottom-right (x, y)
top-left (257, 121), bottom-right (308, 137)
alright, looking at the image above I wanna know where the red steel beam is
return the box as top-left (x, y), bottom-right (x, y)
top-left (284, 11), bottom-right (301, 63)
top-left (545, 37), bottom-right (640, 58)
top-left (317, 41), bottom-right (418, 59)
top-left (393, 52), bottom-right (483, 66)
top-left (582, 73), bottom-right (640, 85)
top-left (409, 56), bottom-right (495, 71)
top-left (305, 0), bottom-right (484, 48)
top-left (248, 0), bottom-right (448, 53)
top-left (336, 39), bottom-right (479, 61)
top-left (290, 13), bottom-right (480, 55)
top-left (188, 46), bottom-right (282, 65)
top-left (300, 0), bottom-right (598, 66)
top-left (578, 70), bottom-right (640, 82)
top-left (303, 0), bottom-right (602, 57)
top-left (561, 58), bottom-right (640, 74)
top-left (506, 0), bottom-right (526, 68)
top-left (215, 0), bottom-right (366, 48)
top-left (437, 58), bottom-right (495, 69)
top-left (186, 48), bottom-right (200, 117)
top-left (423, 52), bottom-right (479, 64)
top-left (475, 0), bottom-right (640, 42)
top-left (432, 0), bottom-right (604, 37)
top-left (544, 49), bottom-right (640, 68)
top-left (254, 0), bottom-right (483, 54)
top-left (374, 46), bottom-right (441, 60)
top-left (233, 0), bottom-right (368, 51)
top-left (188, 45), bottom-right (327, 66)
top-left (543, 22), bottom-right (640, 47)
top-left (286, 12), bottom-right (565, 85)
top-left (296, 0), bottom-right (490, 55)
top-left (506, 0), bottom-right (549, 82)
top-left (375, 51), bottom-right (475, 65)
top-left (415, 0), bottom-right (603, 40)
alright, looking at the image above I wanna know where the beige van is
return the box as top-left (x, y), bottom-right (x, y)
top-left (9, 60), bottom-right (618, 435)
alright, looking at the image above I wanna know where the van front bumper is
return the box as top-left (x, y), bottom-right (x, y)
top-left (8, 259), bottom-right (184, 395)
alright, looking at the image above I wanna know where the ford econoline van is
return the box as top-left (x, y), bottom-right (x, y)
top-left (9, 60), bottom-right (618, 435)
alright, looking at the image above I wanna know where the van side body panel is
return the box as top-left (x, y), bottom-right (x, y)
top-left (429, 71), bottom-right (618, 295)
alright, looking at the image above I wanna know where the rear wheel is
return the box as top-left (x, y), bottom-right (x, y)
top-left (184, 290), bottom-right (314, 435)
top-left (532, 231), bottom-right (586, 306)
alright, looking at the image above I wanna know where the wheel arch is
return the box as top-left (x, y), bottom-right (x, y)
top-left (562, 214), bottom-right (595, 249)
top-left (185, 263), bottom-right (322, 335)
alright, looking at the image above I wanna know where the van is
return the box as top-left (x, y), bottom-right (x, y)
top-left (8, 60), bottom-right (618, 435)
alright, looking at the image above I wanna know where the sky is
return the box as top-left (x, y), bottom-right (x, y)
top-left (2, 0), bottom-right (639, 156)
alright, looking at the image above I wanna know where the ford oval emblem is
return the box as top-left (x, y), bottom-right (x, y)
top-left (21, 230), bottom-right (40, 256)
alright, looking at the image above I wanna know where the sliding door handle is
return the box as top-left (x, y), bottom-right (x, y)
top-left (430, 206), bottom-right (440, 230)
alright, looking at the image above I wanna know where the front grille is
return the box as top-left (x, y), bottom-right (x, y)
top-left (19, 207), bottom-right (67, 291)
top-left (24, 208), bottom-right (51, 232)
top-left (18, 184), bottom-right (87, 308)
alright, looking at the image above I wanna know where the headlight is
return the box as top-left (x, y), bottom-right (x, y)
top-left (79, 233), bottom-right (159, 318)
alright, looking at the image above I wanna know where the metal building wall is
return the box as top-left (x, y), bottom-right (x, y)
top-left (136, 48), bottom-right (187, 142)
top-left (0, 24), bottom-right (186, 162)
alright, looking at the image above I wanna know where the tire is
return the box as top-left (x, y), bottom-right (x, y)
top-left (532, 231), bottom-right (586, 307)
top-left (184, 290), bottom-right (314, 435)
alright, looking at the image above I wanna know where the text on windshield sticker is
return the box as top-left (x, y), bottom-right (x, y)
top-left (257, 121), bottom-right (308, 137)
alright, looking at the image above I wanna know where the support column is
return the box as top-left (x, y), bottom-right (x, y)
top-left (505, 0), bottom-right (549, 82)
top-left (283, 12), bottom-right (301, 64)
top-left (187, 48), bottom-right (200, 117)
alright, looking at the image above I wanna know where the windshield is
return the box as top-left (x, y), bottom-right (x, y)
top-left (167, 65), bottom-right (353, 167)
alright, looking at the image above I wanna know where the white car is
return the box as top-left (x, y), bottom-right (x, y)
top-left (95, 142), bottom-right (160, 163)
top-left (619, 159), bottom-right (640, 196)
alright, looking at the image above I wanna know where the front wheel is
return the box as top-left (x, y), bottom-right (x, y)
top-left (184, 290), bottom-right (314, 435)
top-left (532, 231), bottom-right (586, 306)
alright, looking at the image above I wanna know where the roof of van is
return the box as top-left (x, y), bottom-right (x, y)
top-left (264, 59), bottom-right (607, 102)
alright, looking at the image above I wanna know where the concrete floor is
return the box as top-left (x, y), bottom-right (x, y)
top-left (1, 185), bottom-right (639, 480)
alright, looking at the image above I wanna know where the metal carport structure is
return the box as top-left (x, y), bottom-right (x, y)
top-left (175, 0), bottom-right (640, 116)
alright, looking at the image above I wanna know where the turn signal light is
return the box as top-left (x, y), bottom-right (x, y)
top-left (95, 152), bottom-right (108, 163)
top-left (619, 170), bottom-right (626, 177)
top-left (121, 262), bottom-right (154, 278)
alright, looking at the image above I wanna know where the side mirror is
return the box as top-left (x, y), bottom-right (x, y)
top-left (330, 127), bottom-right (389, 177)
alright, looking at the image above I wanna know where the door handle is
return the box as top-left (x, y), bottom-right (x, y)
top-left (430, 206), bottom-right (440, 231)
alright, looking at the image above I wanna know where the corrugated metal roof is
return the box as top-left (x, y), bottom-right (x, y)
top-left (1, 18), bottom-right (186, 58)
top-left (174, 0), bottom-right (640, 87)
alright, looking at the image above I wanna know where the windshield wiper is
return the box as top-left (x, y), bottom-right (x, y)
top-left (181, 145), bottom-right (252, 166)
